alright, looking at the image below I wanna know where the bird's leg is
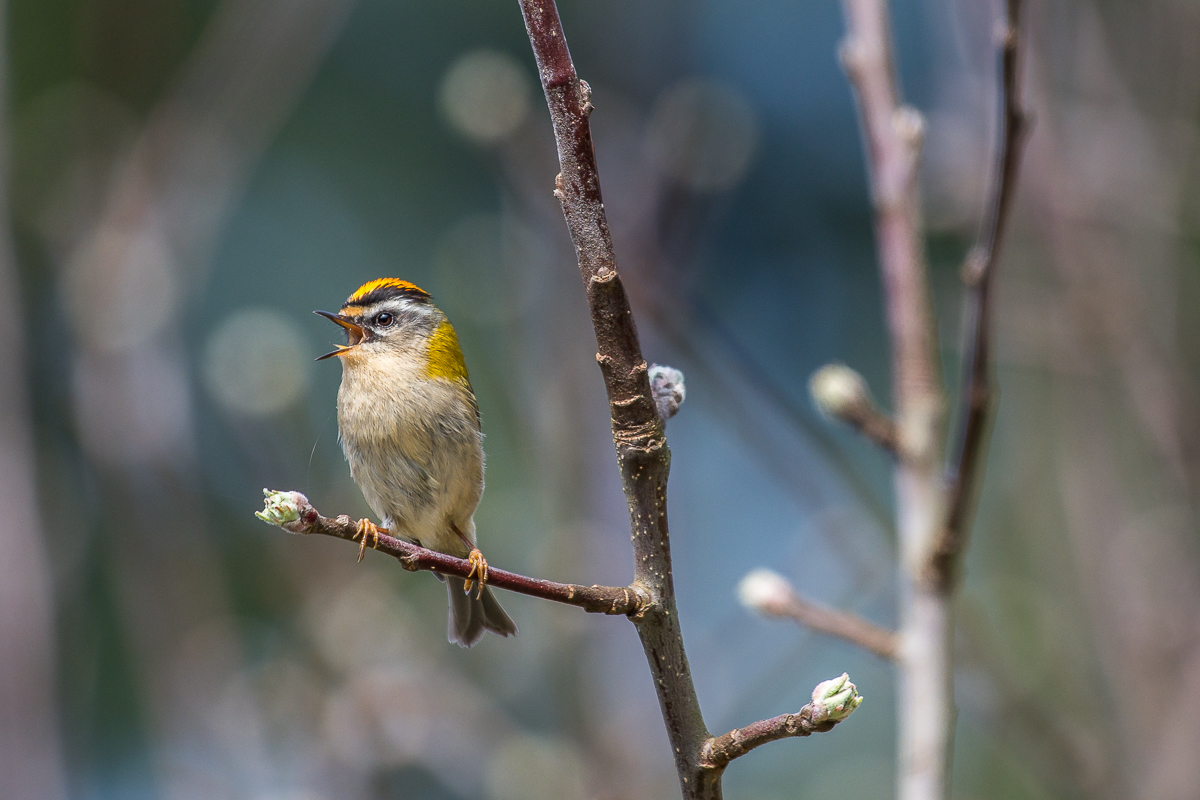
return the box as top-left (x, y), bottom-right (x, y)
top-left (353, 519), bottom-right (384, 562)
top-left (464, 550), bottom-right (489, 597)
top-left (453, 524), bottom-right (488, 597)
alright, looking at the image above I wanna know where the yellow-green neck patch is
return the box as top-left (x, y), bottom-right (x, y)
top-left (425, 320), bottom-right (470, 383)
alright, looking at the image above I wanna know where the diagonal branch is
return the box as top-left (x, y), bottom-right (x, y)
top-left (740, 569), bottom-right (899, 661)
top-left (779, 596), bottom-right (898, 661)
top-left (702, 674), bottom-right (864, 771)
top-left (256, 490), bottom-right (650, 615)
top-left (931, 0), bottom-right (1030, 589)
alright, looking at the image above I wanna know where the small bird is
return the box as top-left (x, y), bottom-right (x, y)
top-left (316, 278), bottom-right (517, 647)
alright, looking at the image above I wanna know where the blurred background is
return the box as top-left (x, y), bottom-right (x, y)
top-left (2, 0), bottom-right (1199, 798)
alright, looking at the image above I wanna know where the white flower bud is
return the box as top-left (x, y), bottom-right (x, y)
top-left (649, 364), bottom-right (686, 420)
top-left (809, 363), bottom-right (869, 420)
top-left (737, 568), bottom-right (794, 614)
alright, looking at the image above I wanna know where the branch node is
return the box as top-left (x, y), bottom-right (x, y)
top-left (960, 246), bottom-right (987, 287)
top-left (589, 268), bottom-right (618, 286)
top-left (838, 37), bottom-right (865, 76)
top-left (579, 78), bottom-right (593, 116)
top-left (893, 105), bottom-right (926, 152)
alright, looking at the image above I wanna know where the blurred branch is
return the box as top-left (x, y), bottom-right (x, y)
top-left (62, 1), bottom-right (357, 785)
top-left (838, 0), bottom-right (949, 799)
top-left (256, 491), bottom-right (650, 615)
top-left (702, 674), bottom-right (863, 771)
top-left (0, 2), bottom-right (68, 794)
top-left (833, 0), bottom-right (1029, 798)
top-left (839, 2), bottom-right (941, 430)
top-left (739, 569), bottom-right (899, 661)
top-left (931, 0), bottom-right (1029, 589)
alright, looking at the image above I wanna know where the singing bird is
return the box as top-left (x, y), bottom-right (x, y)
top-left (316, 278), bottom-right (517, 647)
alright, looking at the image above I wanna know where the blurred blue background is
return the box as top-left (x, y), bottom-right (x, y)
top-left (3, 0), bottom-right (1200, 799)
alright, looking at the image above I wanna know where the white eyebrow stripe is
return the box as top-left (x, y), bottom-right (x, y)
top-left (358, 298), bottom-right (437, 324)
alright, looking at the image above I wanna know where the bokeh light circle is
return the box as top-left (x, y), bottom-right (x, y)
top-left (646, 78), bottom-right (760, 192)
top-left (202, 307), bottom-right (310, 417)
top-left (438, 49), bottom-right (532, 144)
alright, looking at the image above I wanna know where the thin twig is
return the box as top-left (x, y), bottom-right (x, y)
top-left (931, 0), bottom-right (1029, 589)
top-left (258, 491), bottom-right (651, 615)
top-left (777, 595), bottom-right (899, 662)
top-left (741, 569), bottom-right (898, 661)
top-left (702, 710), bottom-right (835, 770)
top-left (701, 673), bottom-right (863, 771)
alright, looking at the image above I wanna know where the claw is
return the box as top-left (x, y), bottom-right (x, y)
top-left (463, 548), bottom-right (489, 597)
top-left (354, 519), bottom-right (382, 562)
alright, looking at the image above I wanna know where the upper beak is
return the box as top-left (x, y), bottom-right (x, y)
top-left (314, 310), bottom-right (367, 361)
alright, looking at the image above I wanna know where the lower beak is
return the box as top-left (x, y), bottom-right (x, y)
top-left (314, 310), bottom-right (366, 361)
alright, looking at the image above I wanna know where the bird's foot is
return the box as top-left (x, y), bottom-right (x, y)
top-left (353, 519), bottom-right (383, 562)
top-left (463, 548), bottom-right (489, 597)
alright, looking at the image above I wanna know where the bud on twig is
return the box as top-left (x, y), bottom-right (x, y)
top-left (255, 489), bottom-right (314, 533)
top-left (809, 673), bottom-right (864, 725)
top-left (737, 568), bottom-right (795, 615)
top-left (809, 363), bottom-right (898, 454)
top-left (649, 363), bottom-right (686, 421)
top-left (810, 363), bottom-right (869, 419)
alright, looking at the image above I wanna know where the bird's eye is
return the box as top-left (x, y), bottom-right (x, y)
top-left (375, 312), bottom-right (394, 327)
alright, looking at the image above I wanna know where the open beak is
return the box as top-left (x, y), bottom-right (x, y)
top-left (314, 310), bottom-right (367, 361)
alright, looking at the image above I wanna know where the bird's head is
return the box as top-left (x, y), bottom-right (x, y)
top-left (315, 278), bottom-right (440, 363)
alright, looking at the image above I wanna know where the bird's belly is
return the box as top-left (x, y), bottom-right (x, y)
top-left (338, 383), bottom-right (483, 554)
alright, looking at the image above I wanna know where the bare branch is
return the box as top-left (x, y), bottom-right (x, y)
top-left (838, 2), bottom-right (951, 799)
top-left (932, 0), bottom-right (1030, 589)
top-left (702, 674), bottom-right (863, 771)
top-left (517, 2), bottom-right (722, 796)
top-left (779, 597), bottom-right (899, 661)
top-left (739, 569), bottom-right (898, 661)
top-left (839, 1), bottom-right (941, 435)
top-left (256, 490), bottom-right (650, 616)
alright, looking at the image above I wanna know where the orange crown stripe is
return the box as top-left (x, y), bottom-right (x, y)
top-left (342, 278), bottom-right (431, 309)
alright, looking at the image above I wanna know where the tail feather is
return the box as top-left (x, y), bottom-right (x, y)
top-left (447, 581), bottom-right (518, 647)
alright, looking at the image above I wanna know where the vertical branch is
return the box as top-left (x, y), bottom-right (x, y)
top-left (933, 0), bottom-right (1029, 587)
top-left (0, 2), bottom-right (69, 794)
top-left (837, 1), bottom-right (1029, 799)
top-left (837, 1), bottom-right (948, 799)
top-left (516, 2), bottom-right (714, 797)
